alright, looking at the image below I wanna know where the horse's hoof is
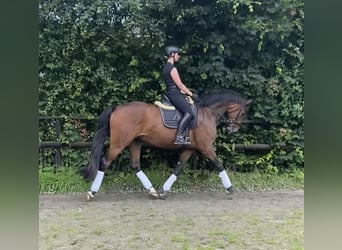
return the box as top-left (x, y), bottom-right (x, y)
top-left (226, 186), bottom-right (235, 194)
top-left (148, 187), bottom-right (159, 199)
top-left (86, 191), bottom-right (95, 201)
top-left (159, 191), bottom-right (169, 200)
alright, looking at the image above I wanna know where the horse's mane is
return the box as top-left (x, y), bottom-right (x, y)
top-left (199, 89), bottom-right (246, 107)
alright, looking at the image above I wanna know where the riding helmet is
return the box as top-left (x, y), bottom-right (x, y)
top-left (164, 45), bottom-right (180, 57)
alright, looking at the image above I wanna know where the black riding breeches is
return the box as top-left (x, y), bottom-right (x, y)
top-left (166, 88), bottom-right (194, 118)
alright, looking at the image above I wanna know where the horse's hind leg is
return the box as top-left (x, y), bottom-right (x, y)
top-left (87, 146), bottom-right (123, 201)
top-left (160, 149), bottom-right (194, 199)
top-left (129, 141), bottom-right (159, 199)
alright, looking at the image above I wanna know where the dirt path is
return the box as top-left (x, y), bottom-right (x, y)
top-left (39, 190), bottom-right (304, 250)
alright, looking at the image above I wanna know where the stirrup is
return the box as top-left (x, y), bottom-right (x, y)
top-left (173, 135), bottom-right (185, 144)
top-left (184, 136), bottom-right (191, 145)
top-left (174, 136), bottom-right (191, 145)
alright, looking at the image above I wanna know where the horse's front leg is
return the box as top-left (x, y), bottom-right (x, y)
top-left (160, 150), bottom-right (194, 199)
top-left (212, 158), bottom-right (234, 194)
top-left (201, 148), bottom-right (234, 194)
top-left (129, 141), bottom-right (159, 199)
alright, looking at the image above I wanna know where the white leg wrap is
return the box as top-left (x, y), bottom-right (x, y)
top-left (163, 174), bottom-right (177, 192)
top-left (91, 171), bottom-right (105, 192)
top-left (136, 170), bottom-right (153, 190)
top-left (219, 170), bottom-right (232, 189)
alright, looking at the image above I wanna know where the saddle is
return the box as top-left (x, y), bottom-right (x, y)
top-left (154, 95), bottom-right (197, 129)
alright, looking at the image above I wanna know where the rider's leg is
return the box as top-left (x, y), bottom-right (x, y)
top-left (174, 112), bottom-right (193, 144)
top-left (166, 92), bottom-right (194, 145)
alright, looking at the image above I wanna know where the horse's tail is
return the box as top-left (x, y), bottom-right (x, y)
top-left (80, 106), bottom-right (115, 181)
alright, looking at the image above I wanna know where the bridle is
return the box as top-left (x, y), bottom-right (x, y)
top-left (220, 104), bottom-right (245, 133)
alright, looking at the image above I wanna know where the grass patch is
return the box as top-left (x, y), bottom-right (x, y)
top-left (39, 164), bottom-right (304, 194)
top-left (171, 234), bottom-right (190, 243)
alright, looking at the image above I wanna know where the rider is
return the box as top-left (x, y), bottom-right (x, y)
top-left (162, 45), bottom-right (197, 145)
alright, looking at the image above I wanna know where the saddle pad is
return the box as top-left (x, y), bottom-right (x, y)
top-left (158, 107), bottom-right (197, 129)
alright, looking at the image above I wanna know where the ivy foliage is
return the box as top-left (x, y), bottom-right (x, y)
top-left (39, 0), bottom-right (304, 172)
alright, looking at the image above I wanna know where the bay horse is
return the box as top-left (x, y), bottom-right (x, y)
top-left (80, 90), bottom-right (252, 200)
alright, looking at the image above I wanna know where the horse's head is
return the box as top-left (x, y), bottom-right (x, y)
top-left (199, 91), bottom-right (252, 133)
top-left (226, 99), bottom-right (252, 134)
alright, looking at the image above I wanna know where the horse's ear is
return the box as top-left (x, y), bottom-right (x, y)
top-left (245, 99), bottom-right (253, 106)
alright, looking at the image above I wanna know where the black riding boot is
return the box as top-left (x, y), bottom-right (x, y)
top-left (174, 113), bottom-right (192, 144)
